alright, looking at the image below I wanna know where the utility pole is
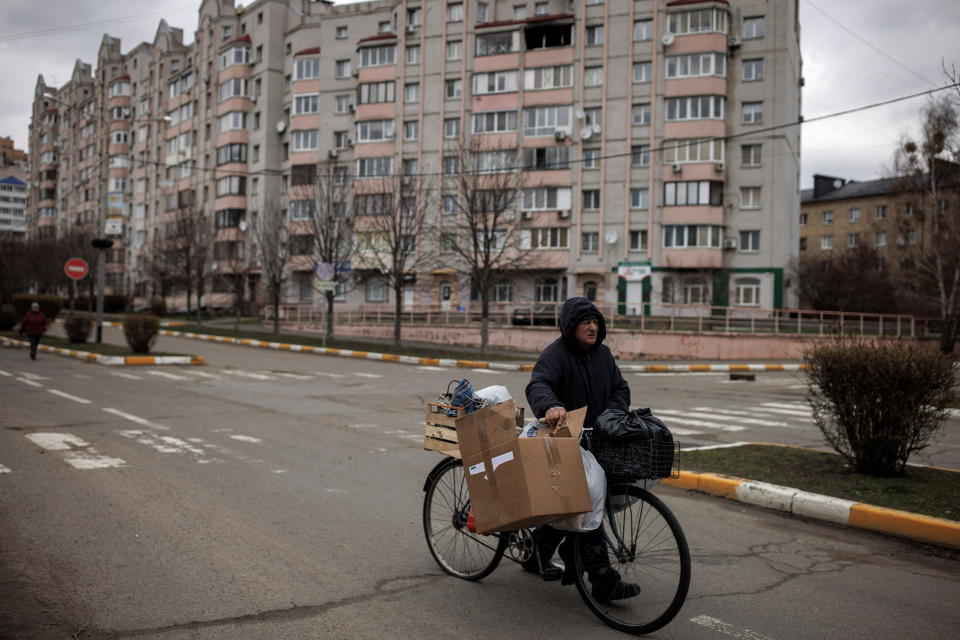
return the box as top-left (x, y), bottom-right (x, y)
top-left (91, 238), bottom-right (114, 343)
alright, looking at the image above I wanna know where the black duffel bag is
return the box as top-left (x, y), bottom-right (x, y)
top-left (590, 408), bottom-right (676, 479)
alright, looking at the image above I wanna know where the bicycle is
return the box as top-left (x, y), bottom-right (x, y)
top-left (422, 447), bottom-right (691, 635)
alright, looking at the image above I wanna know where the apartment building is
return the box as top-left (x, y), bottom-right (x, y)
top-left (28, 0), bottom-right (801, 313)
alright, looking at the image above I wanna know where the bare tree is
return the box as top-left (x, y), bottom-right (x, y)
top-left (165, 196), bottom-right (212, 324)
top-left (142, 232), bottom-right (176, 310)
top-left (442, 138), bottom-right (530, 354)
top-left (794, 245), bottom-right (901, 314)
top-left (253, 200), bottom-right (291, 334)
top-left (890, 82), bottom-right (960, 352)
top-left (305, 160), bottom-right (355, 341)
top-left (352, 174), bottom-right (436, 347)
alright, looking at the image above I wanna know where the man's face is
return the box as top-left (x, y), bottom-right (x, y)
top-left (574, 317), bottom-right (599, 350)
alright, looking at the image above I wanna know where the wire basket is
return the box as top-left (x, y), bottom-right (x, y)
top-left (590, 439), bottom-right (679, 480)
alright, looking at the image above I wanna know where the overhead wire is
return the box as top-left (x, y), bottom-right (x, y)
top-left (0, 6), bottom-right (197, 43)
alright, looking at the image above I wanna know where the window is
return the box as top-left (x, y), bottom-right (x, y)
top-left (366, 277), bottom-right (387, 302)
top-left (633, 20), bottom-right (653, 41)
top-left (445, 78), bottom-right (462, 99)
top-left (336, 26), bottom-right (347, 39)
top-left (523, 106), bottom-right (572, 136)
top-left (476, 70), bottom-right (519, 94)
top-left (530, 228), bottom-right (569, 249)
top-left (822, 210), bottom-right (834, 225)
top-left (356, 156), bottom-right (393, 177)
top-left (406, 45), bottom-right (421, 65)
top-left (662, 225), bottom-right (723, 248)
top-left (630, 230), bottom-right (648, 251)
top-left (356, 119), bottom-right (395, 142)
top-left (473, 110), bottom-right (518, 133)
top-left (742, 102), bottom-right (763, 124)
top-left (404, 120), bottom-right (419, 140)
top-left (630, 188), bottom-right (649, 209)
top-left (442, 195), bottom-right (458, 215)
top-left (355, 193), bottom-right (393, 216)
top-left (294, 58), bottom-right (320, 80)
top-left (847, 232), bottom-right (860, 248)
top-left (402, 158), bottom-right (417, 176)
top-left (522, 187), bottom-right (572, 211)
top-left (358, 81), bottom-right (395, 104)
top-left (514, 5), bottom-right (527, 19)
top-left (527, 66), bottom-right (577, 92)
top-left (846, 208), bottom-right (861, 223)
top-left (663, 138), bottom-right (724, 164)
top-left (448, 3), bottom-right (463, 22)
top-left (335, 59), bottom-right (352, 78)
top-left (472, 150), bottom-right (516, 173)
top-left (904, 203), bottom-right (915, 216)
top-left (632, 145), bottom-right (650, 167)
top-left (741, 144), bottom-right (762, 166)
top-left (378, 21), bottom-right (392, 34)
top-left (523, 146), bottom-right (570, 170)
top-left (218, 78), bottom-right (247, 101)
top-left (584, 66), bottom-right (604, 87)
top-left (288, 235), bottom-right (314, 256)
top-left (446, 40), bottom-right (462, 61)
top-left (215, 209), bottom-right (244, 229)
top-left (799, 237), bottom-right (807, 251)
top-left (292, 130), bottom-right (318, 151)
top-left (743, 59), bottom-right (764, 81)
top-left (740, 187), bottom-right (761, 209)
top-left (665, 53), bottom-right (726, 78)
top-left (533, 277), bottom-right (560, 302)
top-left (216, 176), bottom-right (246, 197)
top-left (663, 181), bottom-right (723, 206)
top-left (359, 45), bottom-right (396, 67)
top-left (821, 235), bottom-right (833, 250)
top-left (219, 111), bottom-right (247, 132)
top-left (875, 231), bottom-right (887, 247)
top-left (334, 131), bottom-right (349, 149)
top-left (407, 6), bottom-right (421, 26)
top-left (294, 94), bottom-right (319, 114)
top-left (739, 230), bottom-right (760, 252)
top-left (733, 277), bottom-right (761, 306)
top-left (586, 25), bottom-right (604, 46)
top-left (583, 149), bottom-right (600, 169)
top-left (336, 95), bottom-right (351, 113)
top-left (216, 143), bottom-right (247, 165)
top-left (582, 232), bottom-right (599, 253)
top-left (477, 2), bottom-right (489, 22)
top-left (535, 2), bottom-right (549, 16)
top-left (476, 31), bottom-right (518, 56)
top-left (632, 62), bottom-right (652, 83)
top-left (444, 118), bottom-right (461, 138)
top-left (668, 8), bottom-right (728, 35)
top-left (582, 190), bottom-right (600, 210)
top-left (799, 212), bottom-right (808, 226)
top-left (875, 205), bottom-right (887, 220)
top-left (404, 83), bottom-right (420, 103)
top-left (443, 156), bottom-right (459, 175)
top-left (632, 103), bottom-right (652, 126)
top-left (743, 16), bottom-right (765, 39)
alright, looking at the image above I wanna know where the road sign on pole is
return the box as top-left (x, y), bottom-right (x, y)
top-left (64, 257), bottom-right (89, 280)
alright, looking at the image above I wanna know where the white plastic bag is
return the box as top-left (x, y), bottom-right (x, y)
top-left (549, 448), bottom-right (607, 532)
top-left (519, 420), bottom-right (541, 438)
top-left (475, 385), bottom-right (512, 406)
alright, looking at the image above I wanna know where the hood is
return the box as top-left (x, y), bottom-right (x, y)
top-left (559, 296), bottom-right (606, 349)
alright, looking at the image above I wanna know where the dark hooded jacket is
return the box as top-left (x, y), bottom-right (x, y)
top-left (525, 297), bottom-right (630, 430)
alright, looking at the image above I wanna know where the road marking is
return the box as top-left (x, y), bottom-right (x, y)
top-left (354, 372), bottom-right (381, 378)
top-left (47, 389), bottom-right (92, 404)
top-left (0, 369), bottom-right (12, 377)
top-left (276, 372), bottom-right (313, 380)
top-left (146, 370), bottom-right (189, 381)
top-left (417, 366), bottom-right (448, 372)
top-left (72, 374), bottom-right (93, 380)
top-left (18, 372), bottom-right (50, 380)
top-left (0, 463), bottom-right (11, 473)
top-left (689, 615), bottom-right (776, 640)
top-left (761, 402), bottom-right (812, 412)
top-left (117, 430), bottom-right (209, 457)
top-left (16, 377), bottom-right (44, 387)
top-left (25, 433), bottom-right (126, 469)
top-left (680, 409), bottom-right (798, 429)
top-left (103, 408), bottom-right (170, 431)
top-left (325, 488), bottom-right (347, 494)
top-left (185, 370), bottom-right (221, 379)
top-left (229, 435), bottom-right (262, 443)
top-left (748, 406), bottom-right (811, 418)
top-left (222, 369), bottom-right (272, 380)
top-left (26, 432), bottom-right (88, 451)
top-left (314, 372), bottom-right (346, 378)
top-left (471, 368), bottom-right (502, 374)
top-left (111, 372), bottom-right (142, 380)
top-left (633, 372), bottom-right (725, 377)
top-left (272, 469), bottom-right (288, 474)
top-left (347, 424), bottom-right (379, 429)
top-left (652, 413), bottom-right (746, 432)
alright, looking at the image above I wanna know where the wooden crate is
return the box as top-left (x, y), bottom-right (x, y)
top-left (425, 401), bottom-right (465, 427)
top-left (424, 402), bottom-right (463, 457)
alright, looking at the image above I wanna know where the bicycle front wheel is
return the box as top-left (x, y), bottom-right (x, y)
top-left (572, 485), bottom-right (691, 635)
top-left (422, 459), bottom-right (507, 580)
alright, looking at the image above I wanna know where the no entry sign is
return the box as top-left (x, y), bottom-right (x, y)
top-left (64, 257), bottom-right (89, 280)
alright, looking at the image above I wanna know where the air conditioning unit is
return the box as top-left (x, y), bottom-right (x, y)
top-left (728, 36), bottom-right (742, 50)
top-left (554, 129), bottom-right (568, 142)
top-left (405, 24), bottom-right (417, 34)
top-left (714, 162), bottom-right (725, 172)
top-left (558, 209), bottom-right (570, 219)
top-left (349, 104), bottom-right (356, 113)
top-left (661, 32), bottom-right (675, 47)
top-left (522, 210), bottom-right (533, 220)
top-left (722, 238), bottom-right (737, 250)
top-left (351, 69), bottom-right (359, 78)
top-left (328, 149), bottom-right (339, 159)
top-left (347, 138), bottom-right (354, 147)
top-left (671, 163), bottom-right (682, 173)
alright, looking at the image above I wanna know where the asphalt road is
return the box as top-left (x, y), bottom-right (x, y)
top-left (1, 331), bottom-right (958, 639)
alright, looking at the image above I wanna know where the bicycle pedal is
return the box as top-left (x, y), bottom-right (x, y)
top-left (540, 566), bottom-right (563, 582)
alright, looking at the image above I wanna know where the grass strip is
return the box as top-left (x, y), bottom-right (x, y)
top-left (680, 444), bottom-right (959, 521)
top-left (1, 331), bottom-right (188, 358)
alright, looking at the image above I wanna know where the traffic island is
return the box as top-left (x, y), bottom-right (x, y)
top-left (0, 334), bottom-right (204, 366)
top-left (665, 443), bottom-right (960, 550)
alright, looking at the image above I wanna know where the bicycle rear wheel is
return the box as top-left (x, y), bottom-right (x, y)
top-left (422, 458), bottom-right (507, 580)
top-left (572, 484), bottom-right (691, 635)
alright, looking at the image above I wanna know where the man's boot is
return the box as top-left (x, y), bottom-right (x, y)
top-left (580, 529), bottom-right (641, 602)
top-left (521, 525), bottom-right (564, 581)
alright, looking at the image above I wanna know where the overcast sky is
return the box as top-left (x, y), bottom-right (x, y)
top-left (1, 0), bottom-right (957, 188)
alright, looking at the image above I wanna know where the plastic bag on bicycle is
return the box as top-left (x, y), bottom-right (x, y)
top-left (548, 448), bottom-right (606, 532)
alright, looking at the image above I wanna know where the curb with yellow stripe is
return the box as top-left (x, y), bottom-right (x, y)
top-left (158, 329), bottom-right (807, 373)
top-left (1, 336), bottom-right (204, 367)
top-left (662, 470), bottom-right (960, 550)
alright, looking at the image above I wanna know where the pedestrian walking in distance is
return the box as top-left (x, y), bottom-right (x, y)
top-left (19, 302), bottom-right (48, 361)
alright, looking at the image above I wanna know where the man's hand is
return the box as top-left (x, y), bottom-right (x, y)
top-left (545, 406), bottom-right (567, 429)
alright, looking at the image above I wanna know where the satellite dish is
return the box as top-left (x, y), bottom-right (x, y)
top-left (239, 220), bottom-right (248, 232)
top-left (662, 32), bottom-right (675, 46)
top-left (211, 261), bottom-right (220, 271)
top-left (591, 123), bottom-right (602, 135)
top-left (605, 231), bottom-right (619, 245)
top-left (833, 179), bottom-right (844, 188)
top-left (580, 126), bottom-right (593, 140)
top-left (275, 120), bottom-right (286, 133)
top-left (575, 109), bottom-right (586, 120)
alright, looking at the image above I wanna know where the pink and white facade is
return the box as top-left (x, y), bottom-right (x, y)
top-left (28, 0), bottom-right (800, 313)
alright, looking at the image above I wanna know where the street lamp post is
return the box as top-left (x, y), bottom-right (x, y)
top-left (91, 238), bottom-right (114, 343)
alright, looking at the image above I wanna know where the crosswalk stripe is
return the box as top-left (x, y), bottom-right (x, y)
top-left (747, 406), bottom-right (811, 417)
top-left (111, 372), bottom-right (142, 380)
top-left (0, 463), bottom-right (11, 473)
top-left (655, 415), bottom-right (746, 432)
top-left (762, 402), bottom-right (812, 412)
top-left (186, 370), bottom-right (221, 379)
top-left (47, 389), bottom-right (92, 404)
top-left (16, 377), bottom-right (43, 388)
top-left (354, 372), bottom-right (382, 378)
top-left (0, 369), bottom-right (12, 377)
top-left (683, 408), bottom-right (799, 428)
top-left (276, 372), bottom-right (313, 380)
top-left (222, 370), bottom-right (271, 380)
top-left (103, 408), bottom-right (170, 431)
top-left (314, 372), bottom-right (346, 378)
top-left (25, 432), bottom-right (126, 469)
top-left (146, 370), bottom-right (189, 381)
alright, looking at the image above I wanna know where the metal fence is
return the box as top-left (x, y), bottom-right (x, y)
top-left (263, 302), bottom-right (936, 339)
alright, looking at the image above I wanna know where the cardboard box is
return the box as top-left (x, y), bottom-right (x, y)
top-left (457, 401), bottom-right (591, 534)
